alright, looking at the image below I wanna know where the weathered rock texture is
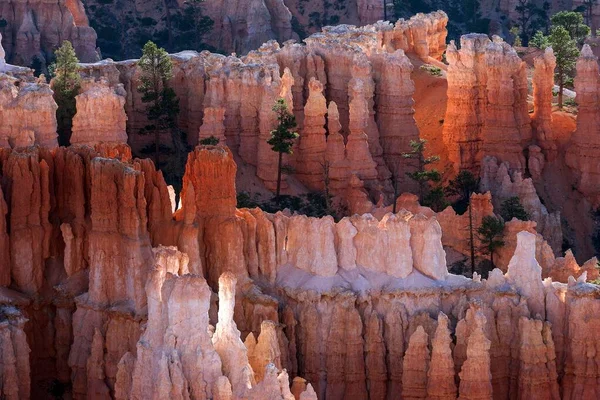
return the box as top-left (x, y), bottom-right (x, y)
top-left (70, 78), bottom-right (128, 145)
top-left (532, 47), bottom-right (557, 159)
top-left (566, 44), bottom-right (600, 205)
top-left (0, 0), bottom-right (98, 66)
top-left (0, 74), bottom-right (58, 148)
top-left (77, 10), bottom-right (447, 205)
top-left (443, 34), bottom-right (531, 173)
top-left (201, 0), bottom-right (294, 54)
top-left (480, 156), bottom-right (562, 254)
top-left (0, 140), bottom-right (598, 400)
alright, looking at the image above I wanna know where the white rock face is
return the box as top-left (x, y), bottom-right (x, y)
top-left (286, 215), bottom-right (338, 277)
top-left (212, 273), bottom-right (256, 397)
top-left (352, 213), bottom-right (413, 278)
top-left (409, 215), bottom-right (448, 280)
top-left (505, 231), bottom-right (546, 318)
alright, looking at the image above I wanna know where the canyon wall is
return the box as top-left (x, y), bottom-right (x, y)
top-left (0, 141), bottom-right (597, 399)
top-left (77, 11), bottom-right (447, 204)
top-left (443, 34), bottom-right (531, 173)
top-left (0, 0), bottom-right (98, 66)
top-left (566, 44), bottom-right (600, 206)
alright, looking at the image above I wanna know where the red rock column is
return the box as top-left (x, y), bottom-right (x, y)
top-left (532, 48), bottom-right (557, 158)
top-left (566, 44), bottom-right (600, 204)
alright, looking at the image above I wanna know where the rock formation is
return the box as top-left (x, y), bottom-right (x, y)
top-left (3, 7), bottom-right (600, 400)
top-left (444, 35), bottom-right (531, 173)
top-left (71, 78), bottom-right (128, 145)
top-left (0, 0), bottom-right (98, 66)
top-left (480, 156), bottom-right (562, 254)
top-left (566, 44), bottom-right (600, 204)
top-left (0, 74), bottom-right (58, 148)
top-left (201, 0), bottom-right (293, 54)
top-left (532, 47), bottom-right (557, 159)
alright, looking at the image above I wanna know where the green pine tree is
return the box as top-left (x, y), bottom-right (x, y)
top-left (477, 216), bottom-right (506, 270)
top-left (446, 170), bottom-right (480, 274)
top-left (50, 41), bottom-right (81, 146)
top-left (549, 26), bottom-right (580, 109)
top-left (500, 196), bottom-right (530, 221)
top-left (137, 41), bottom-right (181, 169)
top-left (268, 99), bottom-right (298, 199)
top-left (551, 11), bottom-right (591, 44)
top-left (402, 139), bottom-right (441, 203)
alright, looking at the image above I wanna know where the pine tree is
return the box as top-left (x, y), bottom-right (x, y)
top-left (500, 196), bottom-right (530, 221)
top-left (268, 99), bottom-right (298, 199)
top-left (551, 10), bottom-right (591, 44)
top-left (137, 41), bottom-right (181, 169)
top-left (549, 26), bottom-right (580, 109)
top-left (477, 216), bottom-right (506, 270)
top-left (401, 139), bottom-right (441, 203)
top-left (50, 41), bottom-right (80, 146)
top-left (446, 170), bottom-right (480, 275)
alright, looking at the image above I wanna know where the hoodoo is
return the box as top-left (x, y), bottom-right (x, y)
top-left (0, 3), bottom-right (600, 400)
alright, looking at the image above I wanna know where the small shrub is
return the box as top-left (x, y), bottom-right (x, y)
top-left (199, 136), bottom-right (219, 146)
top-left (500, 197), bottom-right (530, 221)
top-left (564, 97), bottom-right (578, 107)
top-left (420, 64), bottom-right (442, 76)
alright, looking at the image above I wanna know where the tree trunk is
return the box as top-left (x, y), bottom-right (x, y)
top-left (490, 250), bottom-right (495, 270)
top-left (469, 200), bottom-right (475, 276)
top-left (276, 151), bottom-right (283, 199)
top-left (558, 80), bottom-right (564, 109)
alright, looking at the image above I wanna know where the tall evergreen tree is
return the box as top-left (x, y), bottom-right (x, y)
top-left (446, 170), bottom-right (481, 274)
top-left (477, 216), bottom-right (506, 270)
top-left (551, 11), bottom-right (591, 44)
top-left (549, 26), bottom-right (580, 109)
top-left (50, 41), bottom-right (80, 146)
top-left (268, 99), bottom-right (298, 199)
top-left (137, 41), bottom-right (181, 169)
top-left (402, 139), bottom-right (441, 203)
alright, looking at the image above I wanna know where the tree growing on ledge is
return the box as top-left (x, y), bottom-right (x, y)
top-left (137, 41), bottom-right (181, 168)
top-left (549, 26), bottom-right (579, 109)
top-left (500, 196), bottom-right (530, 221)
top-left (402, 139), bottom-right (441, 203)
top-left (268, 99), bottom-right (298, 199)
top-left (477, 215), bottom-right (506, 270)
top-left (50, 41), bottom-right (80, 146)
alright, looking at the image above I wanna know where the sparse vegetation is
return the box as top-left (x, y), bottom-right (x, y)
top-left (477, 215), bottom-right (506, 269)
top-left (50, 41), bottom-right (81, 146)
top-left (268, 99), bottom-right (299, 199)
top-left (137, 41), bottom-right (188, 191)
top-left (401, 139), bottom-right (441, 203)
top-left (420, 64), bottom-right (443, 76)
top-left (549, 25), bottom-right (580, 109)
top-left (500, 196), bottom-right (530, 221)
top-left (199, 136), bottom-right (220, 146)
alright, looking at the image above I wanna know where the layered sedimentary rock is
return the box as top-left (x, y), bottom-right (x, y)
top-left (0, 0), bottom-right (98, 66)
top-left (532, 48), bottom-right (557, 158)
top-left (444, 35), bottom-right (531, 173)
top-left (480, 156), bottom-right (562, 254)
top-left (0, 304), bottom-right (30, 400)
top-left (0, 74), bottom-right (58, 148)
top-left (566, 44), bottom-right (600, 204)
top-left (0, 140), bottom-right (599, 399)
top-left (71, 78), bottom-right (128, 145)
top-left (201, 0), bottom-right (293, 54)
top-left (77, 10), bottom-right (446, 203)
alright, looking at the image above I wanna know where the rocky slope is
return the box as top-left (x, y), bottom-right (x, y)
top-left (0, 0), bottom-right (98, 67)
top-left (2, 7), bottom-right (600, 400)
